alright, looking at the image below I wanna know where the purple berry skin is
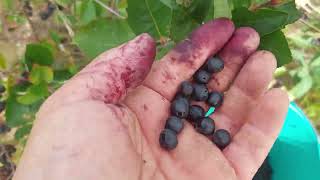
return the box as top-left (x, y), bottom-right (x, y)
top-left (165, 116), bottom-right (184, 134)
top-left (212, 129), bottom-right (231, 149)
top-left (196, 117), bottom-right (215, 135)
top-left (193, 70), bottom-right (211, 84)
top-left (171, 98), bottom-right (189, 118)
top-left (192, 83), bottom-right (209, 102)
top-left (207, 91), bottom-right (224, 108)
top-left (159, 129), bottom-right (178, 150)
top-left (205, 57), bottom-right (224, 73)
top-left (188, 105), bottom-right (205, 122)
top-left (179, 81), bottom-right (193, 97)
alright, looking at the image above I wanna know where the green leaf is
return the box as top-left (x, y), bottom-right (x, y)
top-left (273, 1), bottom-right (302, 25)
top-left (54, 69), bottom-right (73, 81)
top-left (233, 0), bottom-right (251, 8)
top-left (55, 0), bottom-right (72, 7)
top-left (74, 18), bottom-right (135, 59)
top-left (186, 0), bottom-right (212, 23)
top-left (289, 67), bottom-right (313, 99)
top-left (232, 8), bottom-right (288, 36)
top-left (5, 85), bottom-right (41, 127)
top-left (3, 0), bottom-right (14, 10)
top-left (204, 0), bottom-right (215, 22)
top-left (25, 43), bottom-right (54, 68)
top-left (214, 0), bottom-right (232, 18)
top-left (50, 31), bottom-right (62, 44)
top-left (0, 53), bottom-right (6, 69)
top-left (127, 0), bottom-right (172, 38)
top-left (259, 30), bottom-right (292, 67)
top-left (94, 0), bottom-right (105, 17)
top-left (80, 0), bottom-right (97, 25)
top-left (170, 7), bottom-right (199, 42)
top-left (29, 65), bottom-right (54, 85)
top-left (15, 124), bottom-right (32, 140)
top-left (160, 0), bottom-right (179, 9)
top-left (310, 53), bottom-right (320, 68)
top-left (291, 49), bottom-right (305, 64)
top-left (156, 41), bottom-right (175, 60)
top-left (17, 82), bottom-right (49, 105)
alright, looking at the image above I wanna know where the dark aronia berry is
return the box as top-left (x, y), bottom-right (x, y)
top-left (212, 129), bottom-right (231, 150)
top-left (192, 83), bottom-right (209, 101)
top-left (48, 2), bottom-right (56, 11)
top-left (0, 84), bottom-right (5, 93)
top-left (171, 98), bottom-right (189, 118)
top-left (165, 116), bottom-right (184, 134)
top-left (207, 91), bottom-right (224, 108)
top-left (174, 94), bottom-right (189, 103)
top-left (0, 101), bottom-right (5, 113)
top-left (206, 57), bottom-right (224, 73)
top-left (0, 123), bottom-right (10, 134)
top-left (179, 81), bottom-right (193, 96)
top-left (193, 70), bottom-right (211, 84)
top-left (188, 105), bottom-right (205, 122)
top-left (196, 117), bottom-right (215, 135)
top-left (159, 129), bottom-right (178, 150)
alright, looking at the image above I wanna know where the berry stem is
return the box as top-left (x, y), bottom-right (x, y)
top-left (205, 107), bottom-right (215, 117)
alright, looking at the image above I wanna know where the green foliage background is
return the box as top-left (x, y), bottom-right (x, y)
top-left (0, 0), bottom-right (319, 176)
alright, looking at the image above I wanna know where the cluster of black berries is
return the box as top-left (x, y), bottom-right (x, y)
top-left (159, 57), bottom-right (231, 150)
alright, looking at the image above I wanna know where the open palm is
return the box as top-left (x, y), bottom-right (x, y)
top-left (14, 19), bottom-right (289, 180)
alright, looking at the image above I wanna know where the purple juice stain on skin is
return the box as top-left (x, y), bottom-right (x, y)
top-left (168, 19), bottom-right (234, 70)
top-left (162, 70), bottom-right (175, 84)
top-left (98, 35), bottom-right (156, 104)
top-left (114, 103), bottom-right (125, 108)
top-left (143, 104), bottom-right (148, 111)
top-left (139, 51), bottom-right (146, 56)
top-left (171, 40), bottom-right (197, 68)
top-left (221, 27), bottom-right (258, 67)
top-left (211, 76), bottom-right (221, 86)
top-left (121, 66), bottom-right (137, 88)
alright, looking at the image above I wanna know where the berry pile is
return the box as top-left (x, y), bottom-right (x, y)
top-left (159, 57), bottom-right (231, 150)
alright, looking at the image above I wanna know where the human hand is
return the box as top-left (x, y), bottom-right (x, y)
top-left (14, 18), bottom-right (289, 180)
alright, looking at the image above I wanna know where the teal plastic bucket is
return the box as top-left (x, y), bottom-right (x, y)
top-left (268, 102), bottom-right (320, 180)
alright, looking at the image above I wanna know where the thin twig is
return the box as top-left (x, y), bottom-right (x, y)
top-left (299, 18), bottom-right (320, 33)
top-left (57, 10), bottom-right (74, 37)
top-left (249, 0), bottom-right (271, 11)
top-left (94, 0), bottom-right (125, 19)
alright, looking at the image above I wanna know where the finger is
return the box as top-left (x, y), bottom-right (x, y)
top-left (38, 34), bottom-right (156, 117)
top-left (185, 27), bottom-right (260, 115)
top-left (124, 86), bottom-right (236, 180)
top-left (208, 27), bottom-right (260, 92)
top-left (223, 88), bottom-right (289, 180)
top-left (143, 18), bottom-right (235, 100)
top-left (212, 51), bottom-right (277, 136)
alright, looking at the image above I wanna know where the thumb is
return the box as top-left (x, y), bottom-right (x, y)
top-left (38, 34), bottom-right (156, 116)
top-left (77, 33), bottom-right (156, 103)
